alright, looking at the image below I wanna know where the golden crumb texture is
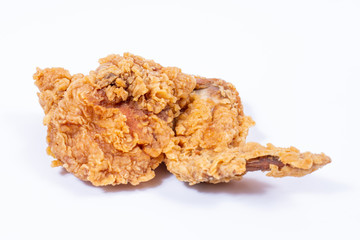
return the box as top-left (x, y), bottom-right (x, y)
top-left (34, 53), bottom-right (330, 186)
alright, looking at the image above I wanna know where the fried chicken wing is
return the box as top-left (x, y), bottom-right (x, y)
top-left (34, 53), bottom-right (196, 186)
top-left (164, 78), bottom-right (331, 185)
top-left (34, 53), bottom-right (330, 187)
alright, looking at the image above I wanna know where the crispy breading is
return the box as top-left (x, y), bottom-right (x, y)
top-left (34, 53), bottom-right (196, 186)
top-left (164, 78), bottom-right (330, 185)
top-left (34, 53), bottom-right (330, 187)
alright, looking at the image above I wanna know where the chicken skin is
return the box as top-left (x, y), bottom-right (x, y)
top-left (34, 53), bottom-right (330, 186)
top-left (34, 53), bottom-right (195, 186)
top-left (164, 78), bottom-right (330, 185)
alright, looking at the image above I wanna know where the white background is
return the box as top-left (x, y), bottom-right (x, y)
top-left (1, 0), bottom-right (359, 239)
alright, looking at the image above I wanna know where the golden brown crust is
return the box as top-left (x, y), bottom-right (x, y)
top-left (164, 78), bottom-right (331, 185)
top-left (34, 53), bottom-right (330, 186)
top-left (164, 78), bottom-right (255, 184)
top-left (34, 53), bottom-right (196, 186)
top-left (241, 142), bottom-right (331, 177)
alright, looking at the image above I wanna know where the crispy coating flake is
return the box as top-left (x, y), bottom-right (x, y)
top-left (164, 78), bottom-right (331, 185)
top-left (34, 53), bottom-right (330, 187)
top-left (34, 53), bottom-right (196, 186)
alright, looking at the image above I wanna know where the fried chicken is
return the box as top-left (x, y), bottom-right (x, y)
top-left (164, 78), bottom-right (331, 185)
top-left (34, 53), bottom-right (330, 187)
top-left (34, 53), bottom-right (195, 186)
